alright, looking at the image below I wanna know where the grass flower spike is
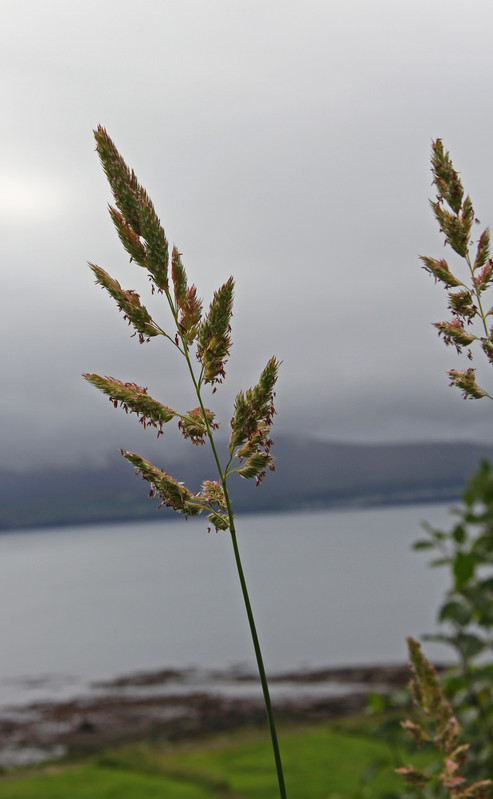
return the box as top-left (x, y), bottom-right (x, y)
top-left (421, 139), bottom-right (493, 401)
top-left (398, 639), bottom-right (492, 798)
top-left (82, 375), bottom-right (177, 434)
top-left (85, 127), bottom-right (286, 798)
top-left (398, 141), bottom-right (493, 797)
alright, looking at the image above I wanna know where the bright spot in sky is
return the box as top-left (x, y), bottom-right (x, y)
top-left (0, 175), bottom-right (67, 225)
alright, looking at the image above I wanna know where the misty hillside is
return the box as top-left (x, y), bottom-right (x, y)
top-left (1, 437), bottom-right (493, 531)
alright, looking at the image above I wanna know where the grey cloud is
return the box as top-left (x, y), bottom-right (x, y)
top-left (2, 0), bottom-right (493, 469)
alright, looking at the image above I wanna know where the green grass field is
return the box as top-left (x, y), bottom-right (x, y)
top-left (0, 718), bottom-right (429, 798)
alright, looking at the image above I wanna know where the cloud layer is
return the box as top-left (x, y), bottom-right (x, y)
top-left (2, 0), bottom-right (493, 468)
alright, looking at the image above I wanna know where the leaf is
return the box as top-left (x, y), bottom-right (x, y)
top-left (442, 672), bottom-right (468, 695)
top-left (453, 552), bottom-right (476, 587)
top-left (477, 576), bottom-right (493, 592)
top-left (422, 521), bottom-right (448, 540)
top-left (459, 633), bottom-right (486, 659)
top-left (463, 460), bottom-right (493, 505)
top-left (439, 601), bottom-right (472, 626)
top-left (453, 525), bottom-right (467, 544)
top-left (430, 557), bottom-right (451, 568)
top-left (413, 540), bottom-right (436, 550)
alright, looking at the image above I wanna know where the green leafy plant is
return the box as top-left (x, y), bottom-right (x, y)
top-left (411, 462), bottom-right (493, 783)
top-left (84, 127), bottom-right (286, 798)
top-left (398, 141), bottom-right (493, 795)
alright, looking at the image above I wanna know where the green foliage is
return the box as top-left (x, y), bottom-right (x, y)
top-left (0, 721), bottom-right (435, 799)
top-left (408, 463), bottom-right (493, 786)
top-left (0, 764), bottom-right (210, 798)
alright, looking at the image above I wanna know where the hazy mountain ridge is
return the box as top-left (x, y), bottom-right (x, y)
top-left (2, 437), bottom-right (493, 531)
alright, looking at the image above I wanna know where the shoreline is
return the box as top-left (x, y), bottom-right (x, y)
top-left (0, 491), bottom-right (457, 534)
top-left (0, 662), bottom-right (427, 768)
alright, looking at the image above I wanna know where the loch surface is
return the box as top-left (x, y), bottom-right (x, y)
top-left (0, 503), bottom-right (453, 706)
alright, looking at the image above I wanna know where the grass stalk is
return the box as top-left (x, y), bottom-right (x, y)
top-left (183, 343), bottom-right (287, 798)
top-left (85, 125), bottom-right (287, 797)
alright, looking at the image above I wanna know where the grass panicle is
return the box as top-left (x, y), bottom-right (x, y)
top-left (89, 263), bottom-right (160, 342)
top-left (82, 374), bottom-right (176, 435)
top-left (196, 276), bottom-right (235, 387)
top-left (399, 141), bottom-right (493, 798)
top-left (421, 139), bottom-right (493, 401)
top-left (86, 126), bottom-right (286, 798)
top-left (398, 639), bottom-right (492, 798)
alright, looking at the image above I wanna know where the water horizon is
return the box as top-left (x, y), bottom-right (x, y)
top-left (0, 503), bottom-right (454, 708)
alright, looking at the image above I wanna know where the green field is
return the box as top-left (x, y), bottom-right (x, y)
top-left (0, 718), bottom-right (430, 798)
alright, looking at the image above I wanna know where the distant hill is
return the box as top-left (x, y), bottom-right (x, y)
top-left (1, 437), bottom-right (493, 531)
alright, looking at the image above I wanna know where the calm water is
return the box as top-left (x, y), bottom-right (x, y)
top-left (0, 504), bottom-right (454, 707)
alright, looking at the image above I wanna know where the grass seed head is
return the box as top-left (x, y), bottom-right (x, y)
top-left (431, 201), bottom-right (471, 258)
top-left (83, 374), bottom-right (176, 435)
top-left (197, 277), bottom-right (235, 386)
top-left (94, 126), bottom-right (142, 234)
top-left (171, 247), bottom-right (202, 345)
top-left (448, 368), bottom-right (486, 399)
top-left (431, 138), bottom-right (464, 215)
top-left (448, 290), bottom-right (477, 321)
top-left (433, 319), bottom-right (476, 351)
top-left (94, 127), bottom-right (169, 293)
top-left (90, 264), bottom-right (160, 342)
top-left (420, 256), bottom-right (462, 288)
top-left (178, 407), bottom-right (219, 445)
top-left (121, 451), bottom-right (202, 516)
top-left (474, 228), bottom-right (491, 272)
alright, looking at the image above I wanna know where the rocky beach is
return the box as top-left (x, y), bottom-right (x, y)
top-left (0, 663), bottom-right (419, 768)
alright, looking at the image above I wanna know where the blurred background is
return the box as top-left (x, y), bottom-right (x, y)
top-left (3, 0), bottom-right (493, 474)
top-left (4, 4), bottom-right (493, 783)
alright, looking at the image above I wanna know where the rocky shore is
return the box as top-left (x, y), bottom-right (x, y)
top-left (0, 663), bottom-right (421, 767)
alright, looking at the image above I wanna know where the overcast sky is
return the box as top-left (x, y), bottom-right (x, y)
top-left (3, 0), bottom-right (493, 470)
